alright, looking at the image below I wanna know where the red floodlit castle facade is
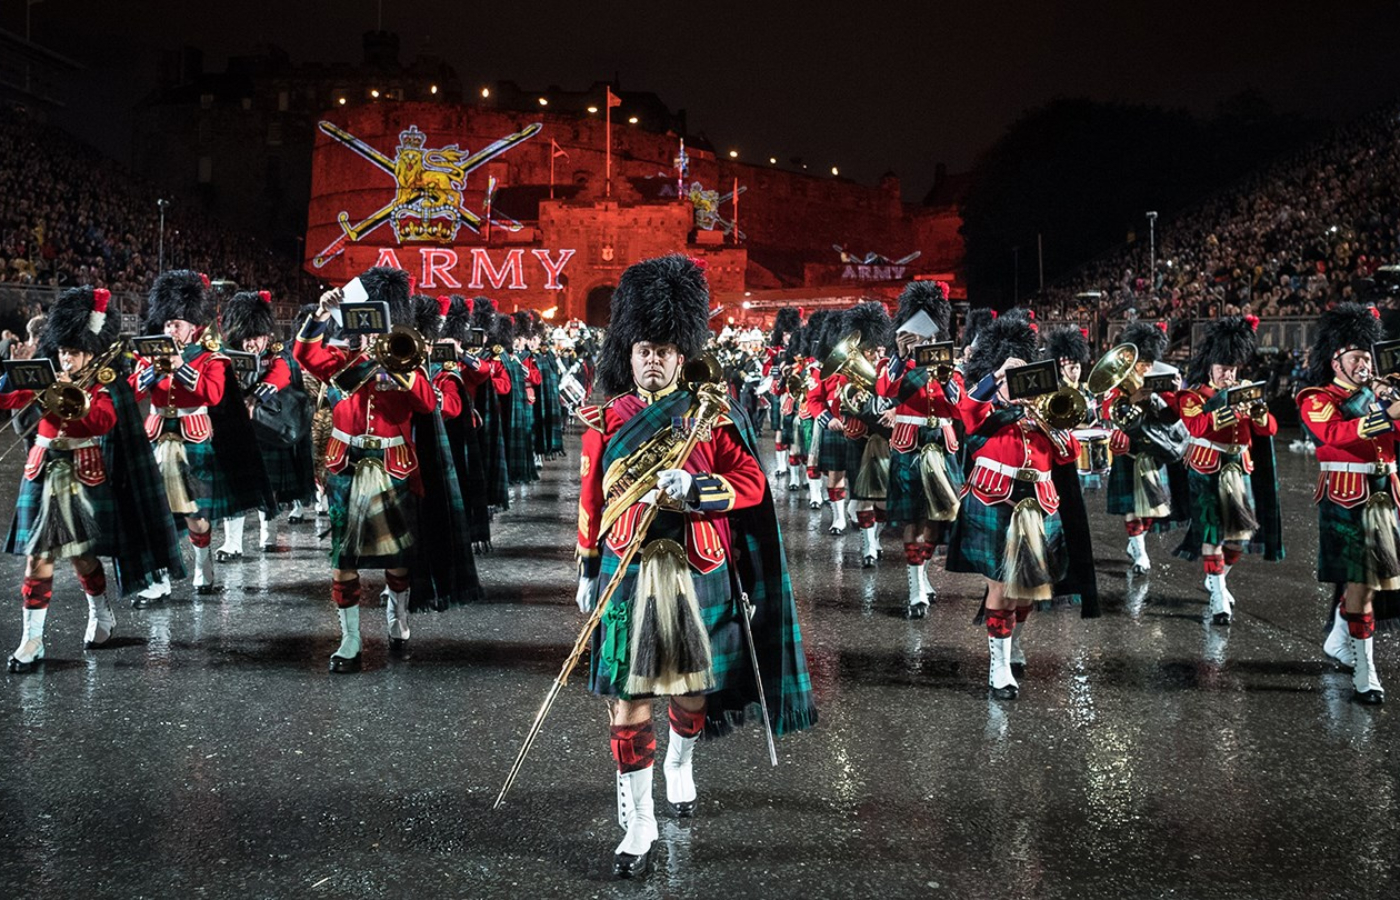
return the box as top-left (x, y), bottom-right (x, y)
top-left (304, 101), bottom-right (963, 325)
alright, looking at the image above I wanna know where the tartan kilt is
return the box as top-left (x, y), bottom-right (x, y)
top-left (1315, 477), bottom-right (1392, 585)
top-left (817, 426), bottom-right (863, 472)
top-left (260, 439), bottom-right (315, 504)
top-left (946, 485), bottom-right (1067, 584)
top-left (779, 411), bottom-right (796, 448)
top-left (589, 536), bottom-right (745, 702)
top-left (324, 450), bottom-right (418, 570)
top-left (8, 457), bottom-right (119, 559)
top-left (886, 437), bottom-right (966, 528)
top-left (795, 417), bottom-right (813, 459)
top-left (768, 398), bottom-right (782, 432)
top-left (1185, 467), bottom-right (1256, 548)
top-left (1105, 453), bottom-right (1167, 517)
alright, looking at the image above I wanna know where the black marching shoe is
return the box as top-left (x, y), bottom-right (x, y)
top-left (1353, 688), bottom-right (1385, 706)
top-left (612, 849), bottom-right (650, 879)
top-left (989, 684), bottom-right (1018, 701)
top-left (671, 800), bottom-right (696, 818)
top-left (1011, 662), bottom-right (1026, 679)
top-left (906, 602), bottom-right (928, 620)
top-left (328, 653), bottom-right (362, 674)
top-left (7, 654), bottom-right (42, 674)
top-left (214, 549), bottom-right (242, 562)
top-left (388, 637), bottom-right (409, 657)
top-left (1211, 611), bottom-right (1232, 627)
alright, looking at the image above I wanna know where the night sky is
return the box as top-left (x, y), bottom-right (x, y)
top-left (14, 0), bottom-right (1400, 199)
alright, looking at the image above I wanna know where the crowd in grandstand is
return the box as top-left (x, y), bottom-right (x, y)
top-left (1043, 103), bottom-right (1400, 329)
top-left (0, 105), bottom-right (300, 299)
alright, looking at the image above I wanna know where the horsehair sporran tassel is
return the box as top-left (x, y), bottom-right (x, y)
top-left (27, 460), bottom-right (99, 558)
top-left (920, 443), bottom-right (958, 520)
top-left (626, 539), bottom-right (713, 697)
top-left (155, 438), bottom-right (198, 515)
top-left (1218, 462), bottom-right (1259, 539)
top-left (1002, 498), bottom-right (1052, 602)
top-left (1133, 454), bottom-right (1170, 518)
top-left (854, 434), bottom-right (891, 500)
top-left (341, 456), bottom-right (412, 558)
top-left (1363, 493), bottom-right (1400, 590)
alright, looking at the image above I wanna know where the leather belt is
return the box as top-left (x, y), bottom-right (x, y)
top-left (153, 405), bottom-right (207, 418)
top-left (1320, 461), bottom-right (1396, 475)
top-left (331, 428), bottom-right (406, 450)
top-left (35, 436), bottom-right (98, 451)
top-left (976, 458), bottom-right (1051, 483)
top-left (1189, 437), bottom-right (1245, 454)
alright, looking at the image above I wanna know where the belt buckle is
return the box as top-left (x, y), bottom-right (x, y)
top-left (361, 436), bottom-right (382, 450)
top-left (1380, 462), bottom-right (1395, 476)
top-left (49, 438), bottom-right (69, 451)
top-left (1016, 468), bottom-right (1036, 482)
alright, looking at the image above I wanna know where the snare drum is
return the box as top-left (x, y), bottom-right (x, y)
top-left (1073, 427), bottom-right (1113, 475)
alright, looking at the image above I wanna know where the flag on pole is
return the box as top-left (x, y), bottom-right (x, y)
top-left (606, 87), bottom-right (622, 108)
top-left (550, 138), bottom-right (569, 160)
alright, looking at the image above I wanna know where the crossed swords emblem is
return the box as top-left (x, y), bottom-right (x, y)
top-left (312, 120), bottom-right (543, 269)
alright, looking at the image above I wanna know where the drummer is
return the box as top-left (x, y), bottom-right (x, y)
top-left (1042, 327), bottom-right (1104, 489)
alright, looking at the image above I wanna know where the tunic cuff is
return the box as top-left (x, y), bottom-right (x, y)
top-left (690, 474), bottom-right (736, 512)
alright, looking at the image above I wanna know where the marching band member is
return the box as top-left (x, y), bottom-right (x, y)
top-left (575, 255), bottom-right (816, 877)
top-left (767, 307), bottom-right (802, 477)
top-left (1175, 316), bottom-right (1283, 625)
top-left (1296, 303), bottom-right (1397, 704)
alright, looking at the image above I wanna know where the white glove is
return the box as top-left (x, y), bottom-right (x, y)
top-left (639, 488), bottom-right (661, 507)
top-left (576, 575), bottom-right (597, 613)
top-left (657, 468), bottom-right (694, 503)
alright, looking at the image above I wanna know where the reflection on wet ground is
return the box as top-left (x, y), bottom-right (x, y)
top-left (0, 431), bottom-right (1395, 898)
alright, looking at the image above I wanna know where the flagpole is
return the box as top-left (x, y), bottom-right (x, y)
top-left (550, 146), bottom-right (556, 201)
top-left (605, 89), bottom-right (612, 199)
top-left (732, 176), bottom-right (740, 244)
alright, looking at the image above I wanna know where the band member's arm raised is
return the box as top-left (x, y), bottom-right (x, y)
top-left (292, 316), bottom-right (349, 382)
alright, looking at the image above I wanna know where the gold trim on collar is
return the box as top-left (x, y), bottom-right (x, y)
top-left (636, 382), bottom-right (680, 405)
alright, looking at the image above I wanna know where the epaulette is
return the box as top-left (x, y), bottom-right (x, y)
top-left (576, 404), bottom-right (605, 433)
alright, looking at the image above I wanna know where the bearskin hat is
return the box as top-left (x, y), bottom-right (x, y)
top-left (441, 296), bottom-right (473, 344)
top-left (1306, 302), bottom-right (1384, 387)
top-left (812, 307), bottom-right (850, 362)
top-left (799, 310), bottom-right (832, 359)
top-left (222, 290), bottom-right (276, 348)
top-left (894, 281), bottom-right (951, 337)
top-left (39, 286), bottom-right (116, 358)
top-left (1041, 325), bottom-right (1090, 366)
top-left (840, 301), bottom-right (893, 352)
top-left (1187, 315), bottom-right (1258, 387)
top-left (963, 307), bottom-right (997, 348)
top-left (595, 255), bottom-right (711, 396)
top-left (963, 315), bottom-right (1039, 388)
top-left (770, 307), bottom-right (802, 348)
top-left (412, 295), bottom-right (454, 340)
top-left (489, 313), bottom-right (515, 351)
top-left (144, 269), bottom-right (210, 334)
top-left (359, 266), bottom-right (413, 326)
top-left (513, 309), bottom-right (543, 341)
top-left (470, 296), bottom-right (498, 334)
top-left (1119, 320), bottom-right (1169, 365)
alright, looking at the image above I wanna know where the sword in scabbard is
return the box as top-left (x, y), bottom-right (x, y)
top-left (737, 590), bottom-right (779, 767)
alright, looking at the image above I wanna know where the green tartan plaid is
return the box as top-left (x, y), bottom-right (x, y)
top-left (1316, 477), bottom-right (1392, 585)
top-left (795, 417), bottom-right (813, 458)
top-left (586, 389), bottom-right (816, 737)
top-left (260, 442), bottom-right (315, 504)
top-left (817, 427), bottom-right (864, 472)
top-left (946, 486), bottom-right (1066, 584)
top-left (8, 457), bottom-right (119, 558)
top-left (588, 515), bottom-right (744, 700)
top-left (1184, 467), bottom-right (1254, 549)
top-left (502, 357), bottom-right (538, 485)
top-left (779, 411), bottom-right (796, 448)
top-left (886, 441), bottom-right (966, 528)
top-left (536, 352), bottom-right (566, 455)
top-left (323, 450), bottom-right (416, 570)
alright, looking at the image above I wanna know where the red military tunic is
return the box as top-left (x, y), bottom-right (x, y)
top-left (876, 359), bottom-right (962, 454)
top-left (1178, 385), bottom-right (1276, 476)
top-left (0, 383), bottom-right (116, 486)
top-left (293, 323), bottom-right (438, 492)
top-left (576, 384), bottom-right (767, 576)
top-left (1298, 380), bottom-right (1400, 506)
top-left (131, 344), bottom-right (229, 444)
top-left (957, 395), bottom-right (1079, 515)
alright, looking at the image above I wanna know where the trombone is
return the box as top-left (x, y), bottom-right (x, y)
top-left (371, 325), bottom-right (429, 390)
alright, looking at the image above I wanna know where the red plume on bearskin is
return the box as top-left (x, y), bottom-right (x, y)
top-left (1041, 325), bottom-right (1091, 366)
top-left (1186, 315), bottom-right (1257, 387)
top-left (893, 281), bottom-right (951, 337)
top-left (1119, 321), bottom-right (1169, 364)
top-left (1306, 302), bottom-right (1384, 387)
top-left (222, 290), bottom-right (276, 347)
top-left (144, 269), bottom-right (212, 335)
top-left (41, 286), bottom-right (120, 357)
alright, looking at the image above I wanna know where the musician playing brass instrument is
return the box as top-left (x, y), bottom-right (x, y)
top-left (1101, 321), bottom-right (1185, 574)
top-left (1, 287), bottom-right (183, 672)
top-left (1174, 315), bottom-right (1282, 627)
top-left (767, 307), bottom-right (802, 479)
top-left (945, 315), bottom-right (1096, 701)
top-left (1297, 303), bottom-right (1398, 704)
top-left (1043, 326), bottom-right (1106, 491)
top-left (877, 281), bottom-right (964, 617)
top-left (573, 256), bottom-right (816, 878)
top-left (795, 310), bottom-right (834, 505)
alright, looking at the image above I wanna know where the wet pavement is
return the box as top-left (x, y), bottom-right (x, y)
top-left (0, 428), bottom-right (1396, 899)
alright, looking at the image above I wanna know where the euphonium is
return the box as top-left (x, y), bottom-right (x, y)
top-left (821, 331), bottom-right (878, 395)
top-left (681, 353), bottom-right (725, 388)
top-left (1086, 342), bottom-right (1145, 428)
